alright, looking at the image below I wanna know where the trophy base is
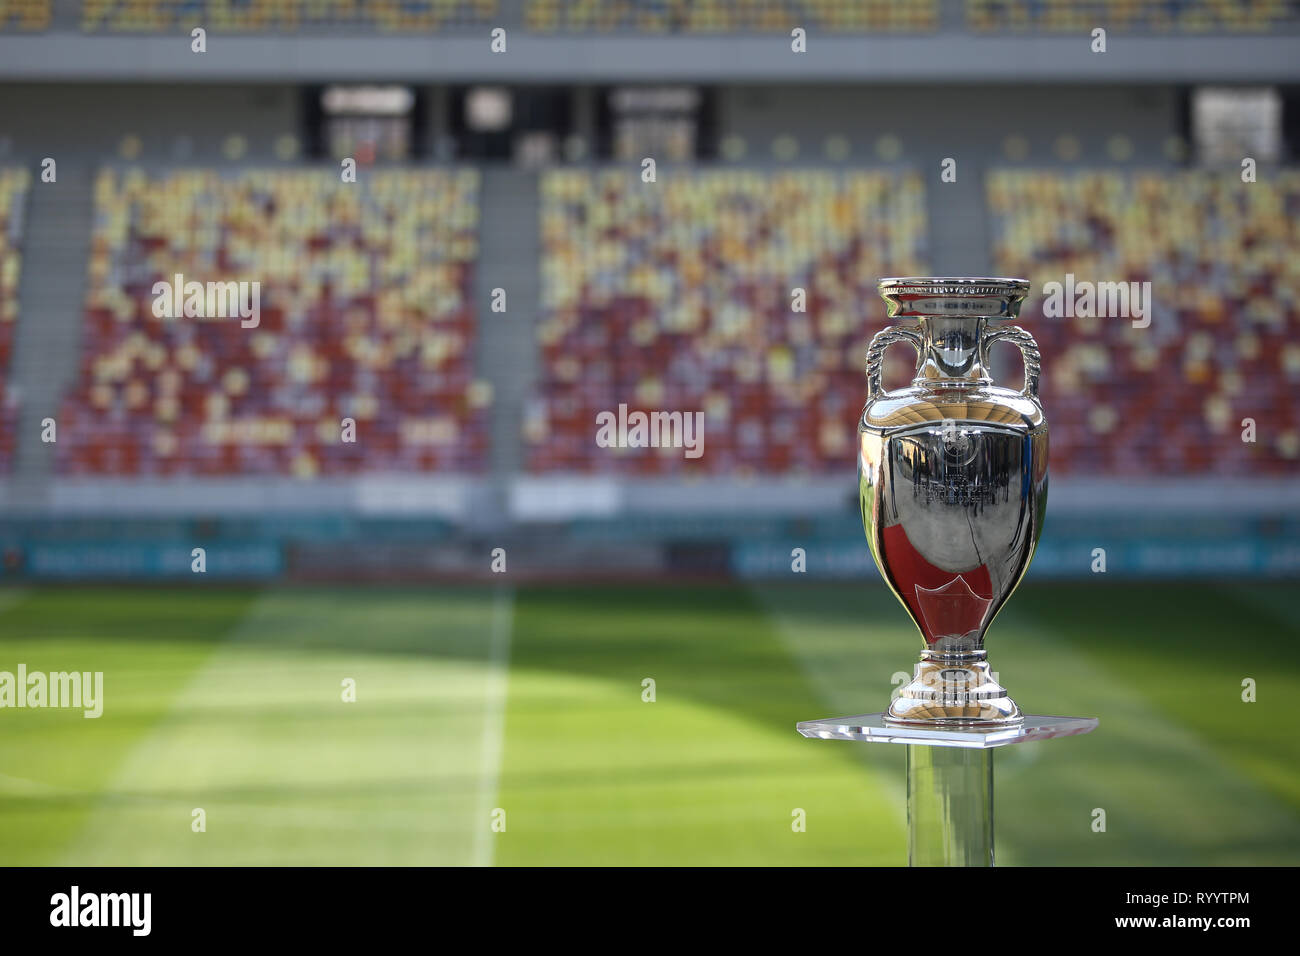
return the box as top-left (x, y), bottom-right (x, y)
top-left (885, 698), bottom-right (1021, 726)
top-left (886, 652), bottom-right (1021, 726)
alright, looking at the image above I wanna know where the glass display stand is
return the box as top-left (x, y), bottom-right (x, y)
top-left (797, 713), bottom-right (1098, 866)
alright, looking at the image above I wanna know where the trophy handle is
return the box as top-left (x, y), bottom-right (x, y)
top-left (983, 325), bottom-right (1041, 399)
top-left (865, 326), bottom-right (924, 402)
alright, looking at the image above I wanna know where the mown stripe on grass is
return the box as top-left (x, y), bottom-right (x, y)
top-left (493, 585), bottom-right (906, 866)
top-left (0, 587), bottom-right (260, 864)
top-left (56, 587), bottom-right (504, 865)
top-left (472, 585), bottom-right (514, 868)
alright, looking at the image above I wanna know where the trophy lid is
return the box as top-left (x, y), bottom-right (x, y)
top-left (878, 276), bottom-right (1030, 321)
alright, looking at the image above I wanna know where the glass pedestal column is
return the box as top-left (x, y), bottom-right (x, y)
top-left (907, 745), bottom-right (993, 866)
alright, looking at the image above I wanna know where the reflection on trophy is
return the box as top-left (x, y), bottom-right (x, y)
top-left (859, 277), bottom-right (1047, 724)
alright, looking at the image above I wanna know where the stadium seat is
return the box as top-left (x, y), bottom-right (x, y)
top-left (0, 0), bottom-right (49, 31)
top-left (527, 167), bottom-right (929, 475)
top-left (0, 167), bottom-right (28, 472)
top-left (58, 166), bottom-right (488, 476)
top-left (967, 0), bottom-right (1300, 33)
top-left (525, 0), bottom-right (938, 33)
top-left (80, 0), bottom-right (498, 33)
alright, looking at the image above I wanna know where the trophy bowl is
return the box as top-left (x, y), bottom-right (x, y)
top-left (860, 277), bottom-right (1047, 725)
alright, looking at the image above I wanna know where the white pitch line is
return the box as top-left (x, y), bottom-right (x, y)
top-left (471, 584), bottom-right (514, 868)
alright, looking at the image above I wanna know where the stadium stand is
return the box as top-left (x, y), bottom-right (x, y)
top-left (23, 0), bottom-right (1300, 37)
top-left (0, 168), bottom-right (28, 473)
top-left (57, 166), bottom-right (488, 477)
top-left (0, 0), bottom-right (48, 30)
top-left (988, 168), bottom-right (1300, 475)
top-left (967, 0), bottom-right (1300, 33)
top-left (525, 0), bottom-right (938, 33)
top-left (527, 167), bottom-right (928, 475)
top-left (80, 0), bottom-right (498, 33)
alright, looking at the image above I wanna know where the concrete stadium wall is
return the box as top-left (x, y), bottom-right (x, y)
top-left (0, 84), bottom-right (299, 161)
top-left (0, 81), bottom-right (1181, 163)
top-left (1, 33), bottom-right (1298, 83)
top-left (719, 84), bottom-right (1180, 163)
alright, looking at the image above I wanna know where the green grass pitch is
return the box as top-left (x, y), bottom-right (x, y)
top-left (0, 581), bottom-right (1297, 865)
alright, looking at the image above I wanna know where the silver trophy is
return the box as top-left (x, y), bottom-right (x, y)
top-left (798, 276), bottom-right (1097, 867)
top-left (860, 277), bottom-right (1046, 724)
